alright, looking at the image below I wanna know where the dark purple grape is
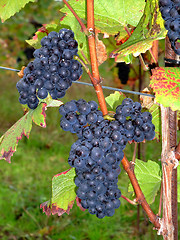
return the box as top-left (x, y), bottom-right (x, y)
top-left (91, 147), bottom-right (103, 160)
top-left (37, 88), bottom-right (48, 99)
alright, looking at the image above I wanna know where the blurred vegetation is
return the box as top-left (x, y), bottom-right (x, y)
top-left (0, 1), bottom-right (179, 240)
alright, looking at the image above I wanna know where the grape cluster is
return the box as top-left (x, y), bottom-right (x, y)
top-left (114, 98), bottom-right (155, 142)
top-left (159, 0), bottom-right (180, 55)
top-left (116, 62), bottom-right (130, 85)
top-left (59, 98), bottom-right (155, 218)
top-left (16, 29), bottom-right (83, 109)
top-left (68, 121), bottom-right (123, 218)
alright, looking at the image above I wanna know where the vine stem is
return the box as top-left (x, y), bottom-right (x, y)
top-left (62, 0), bottom-right (88, 35)
top-left (121, 155), bottom-right (160, 229)
top-left (121, 195), bottom-right (137, 206)
top-left (87, 0), bottom-right (108, 115)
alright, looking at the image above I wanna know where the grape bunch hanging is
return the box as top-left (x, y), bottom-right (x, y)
top-left (16, 29), bottom-right (83, 109)
top-left (159, 0), bottom-right (180, 55)
top-left (59, 98), bottom-right (155, 218)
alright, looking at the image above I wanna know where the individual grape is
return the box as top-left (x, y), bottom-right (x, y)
top-left (111, 130), bottom-right (122, 142)
top-left (60, 118), bottom-right (73, 131)
top-left (34, 79), bottom-right (44, 89)
top-left (27, 101), bottom-right (39, 109)
top-left (37, 88), bottom-right (48, 99)
top-left (91, 147), bottom-right (103, 160)
top-left (71, 60), bottom-right (80, 71)
top-left (77, 102), bottom-right (91, 115)
top-left (71, 71), bottom-right (80, 81)
top-left (144, 131), bottom-right (155, 141)
top-left (19, 96), bottom-right (27, 105)
top-left (87, 112), bottom-right (98, 124)
top-left (65, 112), bottom-right (77, 124)
top-left (41, 37), bottom-right (51, 47)
top-left (141, 112), bottom-right (152, 122)
top-left (62, 49), bottom-right (73, 60)
top-left (64, 101), bottom-right (77, 113)
top-left (28, 95), bottom-right (37, 104)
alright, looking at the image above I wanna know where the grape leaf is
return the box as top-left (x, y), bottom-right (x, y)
top-left (32, 102), bottom-right (46, 128)
top-left (150, 67), bottom-right (180, 111)
top-left (105, 91), bottom-right (126, 111)
top-left (26, 24), bottom-right (60, 49)
top-left (40, 168), bottom-right (80, 216)
top-left (128, 159), bottom-right (162, 204)
top-left (93, 0), bottom-right (145, 34)
top-left (0, 0), bottom-right (35, 22)
top-left (0, 99), bottom-right (62, 163)
top-left (178, 165), bottom-right (180, 203)
top-left (61, 0), bottom-right (145, 35)
top-left (140, 90), bottom-right (161, 141)
top-left (111, 0), bottom-right (167, 58)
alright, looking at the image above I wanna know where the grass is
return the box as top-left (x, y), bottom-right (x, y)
top-left (0, 70), bottom-right (179, 240)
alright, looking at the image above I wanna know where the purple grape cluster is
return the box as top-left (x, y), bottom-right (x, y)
top-left (117, 62), bottom-right (130, 85)
top-left (159, 0), bottom-right (180, 55)
top-left (68, 121), bottom-right (123, 218)
top-left (16, 29), bottom-right (83, 109)
top-left (114, 98), bottom-right (155, 142)
top-left (59, 98), bottom-right (155, 218)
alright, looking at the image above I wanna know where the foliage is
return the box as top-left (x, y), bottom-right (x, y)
top-left (0, 0), bottom-right (179, 238)
top-left (128, 159), bottom-right (162, 204)
top-left (150, 67), bottom-right (180, 111)
top-left (0, 0), bottom-right (35, 22)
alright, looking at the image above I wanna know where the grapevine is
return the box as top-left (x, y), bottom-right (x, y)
top-left (0, 0), bottom-right (179, 239)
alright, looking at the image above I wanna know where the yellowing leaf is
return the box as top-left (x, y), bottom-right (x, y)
top-left (150, 67), bottom-right (180, 111)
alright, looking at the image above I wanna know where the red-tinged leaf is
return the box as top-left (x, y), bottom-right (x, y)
top-left (0, 112), bottom-right (32, 163)
top-left (41, 168), bottom-right (77, 216)
top-left (0, 101), bottom-right (59, 163)
top-left (111, 0), bottom-right (167, 58)
top-left (26, 24), bottom-right (61, 49)
top-left (150, 67), bottom-right (180, 111)
top-left (76, 197), bottom-right (86, 212)
top-left (32, 103), bottom-right (47, 128)
top-left (40, 200), bottom-right (74, 217)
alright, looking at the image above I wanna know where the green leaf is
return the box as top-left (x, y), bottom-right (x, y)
top-left (150, 67), bottom-right (180, 111)
top-left (0, 103), bottom-right (48, 163)
top-left (40, 168), bottom-right (78, 216)
top-left (52, 168), bottom-right (76, 210)
top-left (31, 102), bottom-right (47, 128)
top-left (112, 0), bottom-right (167, 57)
top-left (128, 159), bottom-right (162, 204)
top-left (105, 91), bottom-right (126, 111)
top-left (0, 0), bottom-right (35, 22)
top-left (178, 165), bottom-right (180, 203)
top-left (93, 0), bottom-right (145, 34)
